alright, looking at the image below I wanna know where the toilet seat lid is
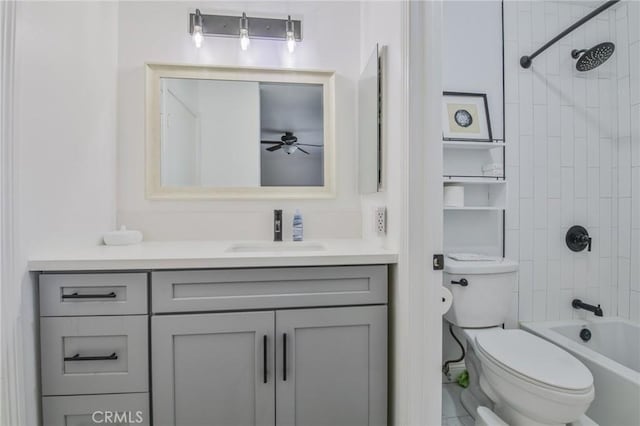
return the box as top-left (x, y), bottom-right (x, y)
top-left (475, 330), bottom-right (593, 391)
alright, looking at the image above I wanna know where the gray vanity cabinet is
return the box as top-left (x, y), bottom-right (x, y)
top-left (275, 305), bottom-right (387, 426)
top-left (38, 265), bottom-right (388, 426)
top-left (151, 311), bottom-right (276, 426)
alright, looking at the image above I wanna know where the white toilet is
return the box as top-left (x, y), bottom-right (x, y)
top-left (443, 256), bottom-right (596, 426)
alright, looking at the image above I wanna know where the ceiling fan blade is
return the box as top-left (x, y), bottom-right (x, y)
top-left (266, 144), bottom-right (283, 152)
top-left (297, 147), bottom-right (310, 155)
top-left (296, 144), bottom-right (323, 147)
top-left (261, 140), bottom-right (282, 144)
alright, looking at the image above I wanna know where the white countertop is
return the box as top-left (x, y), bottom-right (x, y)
top-left (28, 239), bottom-right (398, 271)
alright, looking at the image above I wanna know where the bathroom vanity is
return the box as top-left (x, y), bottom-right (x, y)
top-left (31, 240), bottom-right (396, 426)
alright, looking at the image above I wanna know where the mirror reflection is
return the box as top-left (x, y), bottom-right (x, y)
top-left (160, 78), bottom-right (324, 188)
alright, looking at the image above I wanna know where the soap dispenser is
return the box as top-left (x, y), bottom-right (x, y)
top-left (292, 209), bottom-right (303, 241)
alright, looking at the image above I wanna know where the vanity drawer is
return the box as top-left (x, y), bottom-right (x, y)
top-left (40, 315), bottom-right (148, 396)
top-left (42, 393), bottom-right (150, 426)
top-left (152, 265), bottom-right (387, 313)
top-left (39, 273), bottom-right (147, 316)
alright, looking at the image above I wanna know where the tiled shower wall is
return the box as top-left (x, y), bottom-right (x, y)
top-left (615, 1), bottom-right (640, 320)
top-left (504, 0), bottom-right (639, 325)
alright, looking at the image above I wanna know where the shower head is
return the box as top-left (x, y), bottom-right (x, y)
top-left (571, 42), bottom-right (615, 72)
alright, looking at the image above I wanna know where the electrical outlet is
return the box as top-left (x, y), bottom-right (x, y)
top-left (375, 207), bottom-right (387, 236)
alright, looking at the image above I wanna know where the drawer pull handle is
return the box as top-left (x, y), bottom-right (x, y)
top-left (64, 352), bottom-right (118, 362)
top-left (62, 292), bottom-right (117, 299)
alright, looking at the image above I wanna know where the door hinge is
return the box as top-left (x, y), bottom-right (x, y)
top-left (433, 254), bottom-right (444, 271)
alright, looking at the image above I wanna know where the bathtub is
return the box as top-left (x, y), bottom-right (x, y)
top-left (522, 318), bottom-right (640, 426)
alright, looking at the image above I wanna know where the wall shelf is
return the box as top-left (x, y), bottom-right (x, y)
top-left (444, 206), bottom-right (504, 211)
top-left (443, 178), bottom-right (507, 210)
top-left (443, 141), bottom-right (505, 150)
top-left (443, 177), bottom-right (506, 184)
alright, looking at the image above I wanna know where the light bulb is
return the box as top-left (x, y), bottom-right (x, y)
top-left (240, 28), bottom-right (250, 51)
top-left (192, 9), bottom-right (204, 48)
top-left (285, 15), bottom-right (296, 53)
top-left (286, 31), bottom-right (296, 53)
top-left (193, 25), bottom-right (204, 48)
top-left (240, 12), bottom-right (250, 51)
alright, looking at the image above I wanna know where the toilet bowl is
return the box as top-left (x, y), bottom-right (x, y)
top-left (443, 255), bottom-right (596, 426)
top-left (472, 329), bottom-right (594, 426)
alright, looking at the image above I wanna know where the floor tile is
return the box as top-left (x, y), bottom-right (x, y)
top-left (442, 383), bottom-right (469, 418)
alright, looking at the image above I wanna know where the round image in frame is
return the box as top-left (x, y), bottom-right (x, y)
top-left (454, 109), bottom-right (473, 128)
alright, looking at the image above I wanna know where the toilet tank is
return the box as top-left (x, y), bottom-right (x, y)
top-left (443, 256), bottom-right (518, 328)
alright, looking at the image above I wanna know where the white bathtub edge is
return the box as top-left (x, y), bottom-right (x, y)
top-left (521, 317), bottom-right (640, 385)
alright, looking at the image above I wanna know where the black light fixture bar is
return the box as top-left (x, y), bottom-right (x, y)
top-left (520, 0), bottom-right (619, 69)
top-left (188, 12), bottom-right (302, 41)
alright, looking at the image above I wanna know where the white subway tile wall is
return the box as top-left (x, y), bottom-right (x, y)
top-left (504, 0), bottom-right (639, 324)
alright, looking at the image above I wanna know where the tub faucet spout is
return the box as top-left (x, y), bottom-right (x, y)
top-left (572, 299), bottom-right (603, 317)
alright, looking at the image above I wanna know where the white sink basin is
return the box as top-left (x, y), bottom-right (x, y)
top-left (226, 242), bottom-right (327, 253)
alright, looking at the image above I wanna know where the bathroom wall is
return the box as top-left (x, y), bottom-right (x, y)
top-left (116, 1), bottom-right (363, 241)
top-left (359, 2), bottom-right (404, 250)
top-left (503, 0), bottom-right (637, 323)
top-left (12, 2), bottom-right (119, 423)
top-left (358, 2), bottom-right (411, 423)
top-left (612, 1), bottom-right (640, 321)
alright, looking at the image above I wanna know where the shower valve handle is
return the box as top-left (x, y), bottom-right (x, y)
top-left (566, 226), bottom-right (592, 253)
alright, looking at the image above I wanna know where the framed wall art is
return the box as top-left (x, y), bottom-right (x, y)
top-left (442, 92), bottom-right (492, 142)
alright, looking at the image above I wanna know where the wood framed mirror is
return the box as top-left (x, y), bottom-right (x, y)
top-left (145, 63), bottom-right (335, 199)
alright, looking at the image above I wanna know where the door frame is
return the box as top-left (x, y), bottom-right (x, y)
top-left (398, 1), bottom-right (444, 425)
top-left (0, 1), bottom-right (25, 425)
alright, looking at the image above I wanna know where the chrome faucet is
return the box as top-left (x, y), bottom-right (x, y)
top-left (572, 299), bottom-right (603, 317)
top-left (274, 210), bottom-right (283, 242)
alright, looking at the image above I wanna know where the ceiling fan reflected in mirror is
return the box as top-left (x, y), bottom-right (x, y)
top-left (261, 131), bottom-right (322, 155)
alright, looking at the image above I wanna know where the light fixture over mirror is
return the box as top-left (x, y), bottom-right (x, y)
top-left (188, 11), bottom-right (302, 51)
top-left (145, 64), bottom-right (335, 200)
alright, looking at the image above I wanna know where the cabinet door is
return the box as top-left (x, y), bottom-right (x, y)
top-left (152, 311), bottom-right (275, 426)
top-left (275, 306), bottom-right (387, 426)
